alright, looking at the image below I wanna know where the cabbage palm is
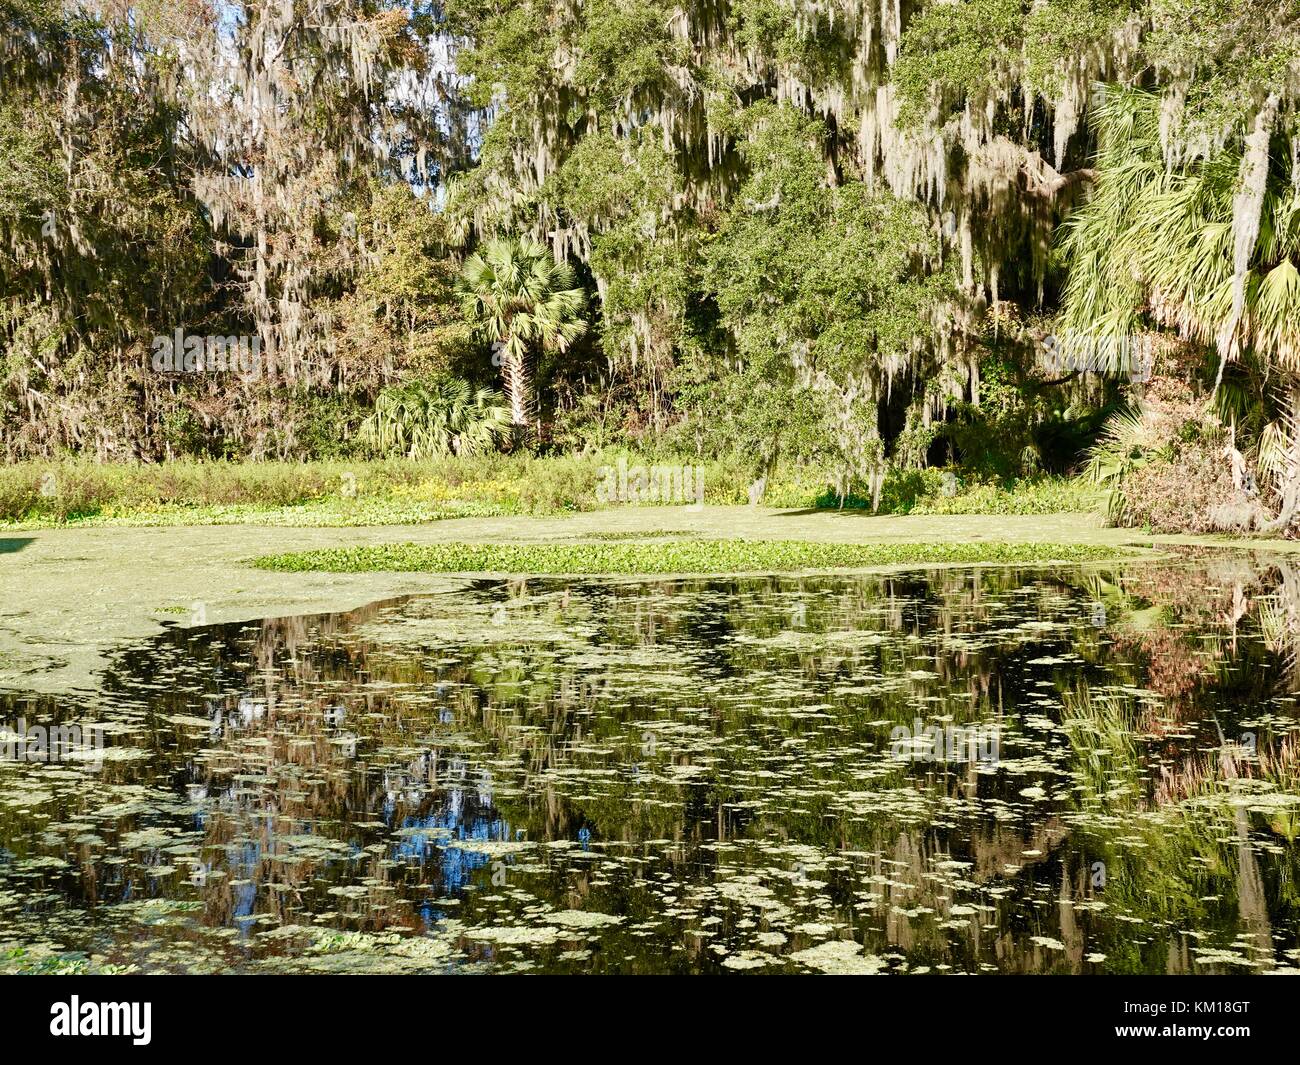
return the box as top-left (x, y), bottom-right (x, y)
top-left (1062, 86), bottom-right (1300, 526)
top-left (458, 238), bottom-right (587, 429)
top-left (1062, 87), bottom-right (1300, 370)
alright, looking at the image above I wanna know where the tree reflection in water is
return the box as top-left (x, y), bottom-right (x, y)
top-left (2, 552), bottom-right (1299, 973)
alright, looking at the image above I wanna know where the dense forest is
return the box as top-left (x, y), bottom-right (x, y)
top-left (3, 0), bottom-right (1300, 531)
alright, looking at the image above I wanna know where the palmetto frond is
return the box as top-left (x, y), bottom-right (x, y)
top-left (1085, 406), bottom-right (1156, 520)
top-left (1065, 86), bottom-right (1300, 528)
top-left (360, 378), bottom-right (511, 460)
top-left (1062, 87), bottom-right (1300, 372)
top-left (1259, 384), bottom-right (1300, 493)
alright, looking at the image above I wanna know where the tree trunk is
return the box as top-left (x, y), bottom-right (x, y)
top-left (500, 342), bottom-right (529, 428)
top-left (1263, 382), bottom-right (1300, 534)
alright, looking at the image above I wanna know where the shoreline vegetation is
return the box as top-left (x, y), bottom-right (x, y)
top-left (1, 456), bottom-right (1100, 529)
top-left (252, 540), bottom-right (1147, 575)
top-left (8, 3), bottom-right (1300, 548)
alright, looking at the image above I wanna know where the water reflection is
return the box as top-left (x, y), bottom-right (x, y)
top-left (2, 552), bottom-right (1300, 973)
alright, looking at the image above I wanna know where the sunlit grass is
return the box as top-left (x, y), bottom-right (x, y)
top-left (0, 456), bottom-right (1098, 528)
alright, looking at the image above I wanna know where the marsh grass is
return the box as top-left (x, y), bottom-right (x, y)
top-left (0, 456), bottom-right (1096, 527)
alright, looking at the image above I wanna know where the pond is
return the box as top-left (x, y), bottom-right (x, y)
top-left (2, 552), bottom-right (1300, 974)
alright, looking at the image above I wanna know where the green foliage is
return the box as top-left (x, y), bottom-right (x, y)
top-left (337, 183), bottom-right (473, 382)
top-left (459, 238), bottom-right (588, 426)
top-left (1022, 0), bottom-right (1142, 98)
top-left (894, 0), bottom-right (1025, 120)
top-left (285, 392), bottom-right (368, 462)
top-left (708, 106), bottom-right (946, 372)
top-left (729, 0), bottom-right (857, 86)
top-left (0, 460), bottom-right (360, 524)
top-left (447, 0), bottom-right (569, 109)
top-left (546, 130), bottom-right (699, 395)
top-left (1086, 408), bottom-right (1158, 521)
top-left (923, 353), bottom-right (1113, 478)
top-left (1145, 0), bottom-right (1300, 142)
top-left (573, 0), bottom-right (685, 110)
top-left (699, 103), bottom-right (954, 479)
top-left (906, 475), bottom-right (1101, 515)
top-left (0, 453), bottom-right (1101, 527)
top-left (814, 469), bottom-right (1099, 514)
top-left (1062, 86), bottom-right (1300, 366)
top-left (0, 3), bottom-right (209, 352)
top-left (1063, 83), bottom-right (1300, 530)
top-left (512, 453), bottom-right (603, 512)
top-left (895, 0), bottom-right (1282, 129)
top-left (360, 378), bottom-right (512, 459)
top-left (254, 538), bottom-right (1135, 575)
top-left (0, 0), bottom-right (209, 458)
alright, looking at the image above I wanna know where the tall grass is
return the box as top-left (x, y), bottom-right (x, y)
top-left (0, 455), bottom-right (1099, 526)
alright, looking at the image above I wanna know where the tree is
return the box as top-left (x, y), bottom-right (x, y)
top-left (1062, 86), bottom-right (1300, 528)
top-left (703, 105), bottom-right (954, 501)
top-left (181, 0), bottom-right (452, 378)
top-left (0, 0), bottom-right (458, 460)
top-left (458, 238), bottom-right (587, 430)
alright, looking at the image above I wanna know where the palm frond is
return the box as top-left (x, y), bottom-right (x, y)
top-left (360, 378), bottom-right (511, 460)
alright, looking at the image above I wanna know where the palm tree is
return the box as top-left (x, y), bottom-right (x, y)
top-left (1062, 86), bottom-right (1300, 526)
top-left (458, 238), bottom-right (587, 431)
top-left (1062, 88), bottom-right (1300, 370)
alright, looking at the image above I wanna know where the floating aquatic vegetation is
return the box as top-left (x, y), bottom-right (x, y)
top-left (252, 540), bottom-right (1140, 575)
top-left (789, 940), bottom-right (888, 975)
top-left (0, 554), bottom-right (1298, 973)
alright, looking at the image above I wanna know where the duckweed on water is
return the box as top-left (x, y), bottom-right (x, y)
top-left (252, 540), bottom-right (1140, 575)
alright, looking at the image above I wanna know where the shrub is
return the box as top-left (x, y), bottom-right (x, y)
top-left (514, 455), bottom-right (601, 513)
top-left (1116, 442), bottom-right (1241, 533)
top-left (360, 378), bottom-right (511, 459)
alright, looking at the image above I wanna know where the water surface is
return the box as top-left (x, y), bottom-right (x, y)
top-left (3, 553), bottom-right (1300, 974)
